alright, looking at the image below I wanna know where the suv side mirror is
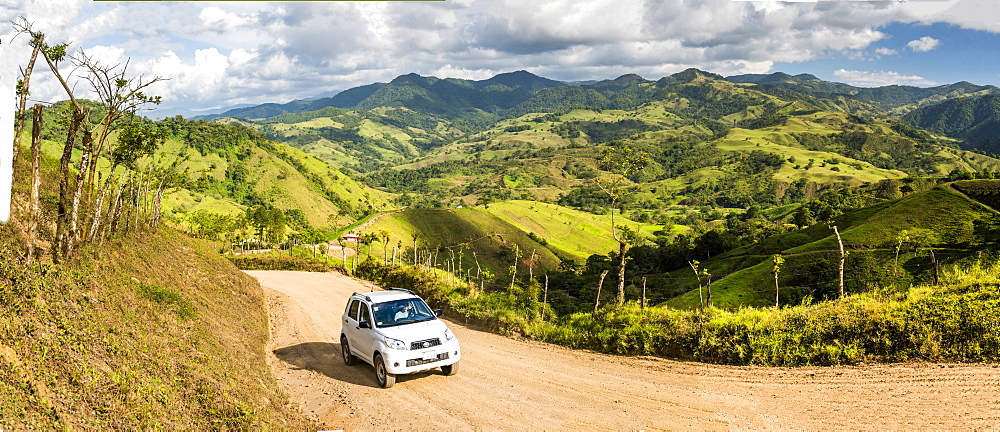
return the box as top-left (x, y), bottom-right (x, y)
top-left (434, 309), bottom-right (442, 317)
top-left (359, 321), bottom-right (371, 329)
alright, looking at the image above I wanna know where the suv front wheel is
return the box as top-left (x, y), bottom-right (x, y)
top-left (375, 353), bottom-right (396, 388)
top-left (441, 361), bottom-right (459, 376)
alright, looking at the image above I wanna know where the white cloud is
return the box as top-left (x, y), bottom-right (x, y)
top-left (906, 36), bottom-right (940, 52)
top-left (901, 0), bottom-right (1000, 34)
top-left (833, 69), bottom-right (936, 87)
top-left (875, 47), bottom-right (898, 56)
top-left (199, 7), bottom-right (254, 31)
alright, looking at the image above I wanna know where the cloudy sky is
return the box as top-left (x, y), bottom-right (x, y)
top-left (2, 0), bottom-right (999, 117)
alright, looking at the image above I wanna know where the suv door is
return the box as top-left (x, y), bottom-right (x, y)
top-left (354, 303), bottom-right (376, 363)
top-left (344, 299), bottom-right (365, 361)
top-left (345, 299), bottom-right (375, 364)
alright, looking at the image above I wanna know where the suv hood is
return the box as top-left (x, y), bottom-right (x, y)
top-left (377, 319), bottom-right (449, 343)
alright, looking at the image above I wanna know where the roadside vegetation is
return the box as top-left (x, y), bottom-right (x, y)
top-left (354, 256), bottom-right (1000, 366)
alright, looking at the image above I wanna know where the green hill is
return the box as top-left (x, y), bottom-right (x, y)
top-left (359, 76), bottom-right (1000, 212)
top-left (903, 94), bottom-right (1000, 154)
top-left (664, 184), bottom-right (1000, 309)
top-left (154, 117), bottom-right (394, 228)
top-left (356, 207), bottom-right (561, 285)
top-left (355, 201), bottom-right (662, 286)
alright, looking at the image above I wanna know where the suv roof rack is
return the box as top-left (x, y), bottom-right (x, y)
top-left (387, 287), bottom-right (415, 295)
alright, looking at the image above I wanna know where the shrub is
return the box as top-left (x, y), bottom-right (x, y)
top-left (226, 255), bottom-right (339, 272)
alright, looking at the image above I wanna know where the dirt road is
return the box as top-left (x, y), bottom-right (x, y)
top-left (250, 270), bottom-right (1000, 430)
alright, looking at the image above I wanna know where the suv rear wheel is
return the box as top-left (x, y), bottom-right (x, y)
top-left (375, 353), bottom-right (396, 388)
top-left (341, 336), bottom-right (357, 365)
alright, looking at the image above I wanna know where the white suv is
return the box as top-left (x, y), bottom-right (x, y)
top-left (341, 288), bottom-right (461, 388)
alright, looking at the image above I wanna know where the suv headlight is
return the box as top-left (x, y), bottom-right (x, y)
top-left (443, 328), bottom-right (455, 342)
top-left (383, 336), bottom-right (407, 350)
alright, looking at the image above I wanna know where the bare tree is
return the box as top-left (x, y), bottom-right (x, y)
top-left (25, 104), bottom-right (43, 262)
top-left (703, 268), bottom-right (713, 307)
top-left (38, 37), bottom-right (86, 261)
top-left (523, 248), bottom-right (539, 281)
top-left (772, 254), bottom-right (784, 308)
top-left (595, 145), bottom-right (649, 307)
top-left (72, 51), bottom-right (165, 242)
top-left (544, 273), bottom-right (549, 304)
top-left (640, 276), bottom-right (647, 309)
top-left (10, 18), bottom-right (44, 165)
top-left (689, 260), bottom-right (704, 307)
top-left (594, 269), bottom-right (610, 314)
top-left (830, 225), bottom-right (845, 298)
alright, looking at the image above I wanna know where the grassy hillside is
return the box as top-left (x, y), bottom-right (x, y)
top-left (0, 226), bottom-right (310, 429)
top-left (3, 129), bottom-right (310, 428)
top-left (158, 117), bottom-right (395, 230)
top-left (664, 185), bottom-right (1000, 309)
top-left (482, 200), bottom-right (668, 260)
top-left (354, 201), bottom-right (663, 292)
top-left (357, 207), bottom-right (561, 282)
top-left (28, 107), bottom-right (392, 233)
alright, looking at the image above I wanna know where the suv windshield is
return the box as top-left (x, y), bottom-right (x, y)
top-left (372, 298), bottom-right (436, 328)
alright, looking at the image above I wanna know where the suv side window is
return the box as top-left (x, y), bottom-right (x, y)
top-left (359, 303), bottom-right (372, 324)
top-left (348, 299), bottom-right (360, 321)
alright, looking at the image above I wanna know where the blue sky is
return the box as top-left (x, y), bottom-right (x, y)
top-left (779, 21), bottom-right (1000, 87)
top-left (2, 0), bottom-right (999, 116)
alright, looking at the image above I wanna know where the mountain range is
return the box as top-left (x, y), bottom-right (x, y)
top-left (198, 69), bottom-right (1000, 125)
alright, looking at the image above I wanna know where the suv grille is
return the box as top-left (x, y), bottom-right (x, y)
top-left (411, 338), bottom-right (441, 350)
top-left (406, 352), bottom-right (449, 367)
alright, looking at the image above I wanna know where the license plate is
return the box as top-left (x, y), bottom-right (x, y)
top-left (421, 351), bottom-right (437, 361)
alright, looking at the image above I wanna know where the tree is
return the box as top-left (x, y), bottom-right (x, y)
top-left (73, 51), bottom-right (165, 244)
top-left (10, 21), bottom-right (166, 260)
top-left (594, 269), bottom-right (609, 314)
top-left (793, 206), bottom-right (814, 229)
top-left (689, 260), bottom-right (705, 307)
top-left (595, 145), bottom-right (649, 307)
top-left (702, 268), bottom-right (713, 307)
top-left (10, 18), bottom-right (44, 166)
top-left (247, 206), bottom-right (285, 243)
top-left (24, 104), bottom-right (43, 262)
top-left (36, 32), bottom-right (84, 261)
top-left (830, 225), bottom-right (846, 298)
top-left (893, 230), bottom-right (911, 278)
top-left (772, 254), bottom-right (784, 307)
top-left (359, 233), bottom-right (379, 259)
top-left (378, 230), bottom-right (390, 263)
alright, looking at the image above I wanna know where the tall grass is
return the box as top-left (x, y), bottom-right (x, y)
top-left (357, 258), bottom-right (1000, 366)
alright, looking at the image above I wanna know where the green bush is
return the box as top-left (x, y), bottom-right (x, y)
top-left (226, 255), bottom-right (339, 272)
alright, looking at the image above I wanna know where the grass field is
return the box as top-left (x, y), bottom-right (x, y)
top-left (483, 200), bottom-right (665, 260)
top-left (356, 200), bottom-right (665, 285)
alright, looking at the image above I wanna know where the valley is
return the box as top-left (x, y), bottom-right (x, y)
top-left (124, 68), bottom-right (1000, 314)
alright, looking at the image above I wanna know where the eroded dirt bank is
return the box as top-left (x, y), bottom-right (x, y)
top-left (249, 270), bottom-right (1000, 430)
